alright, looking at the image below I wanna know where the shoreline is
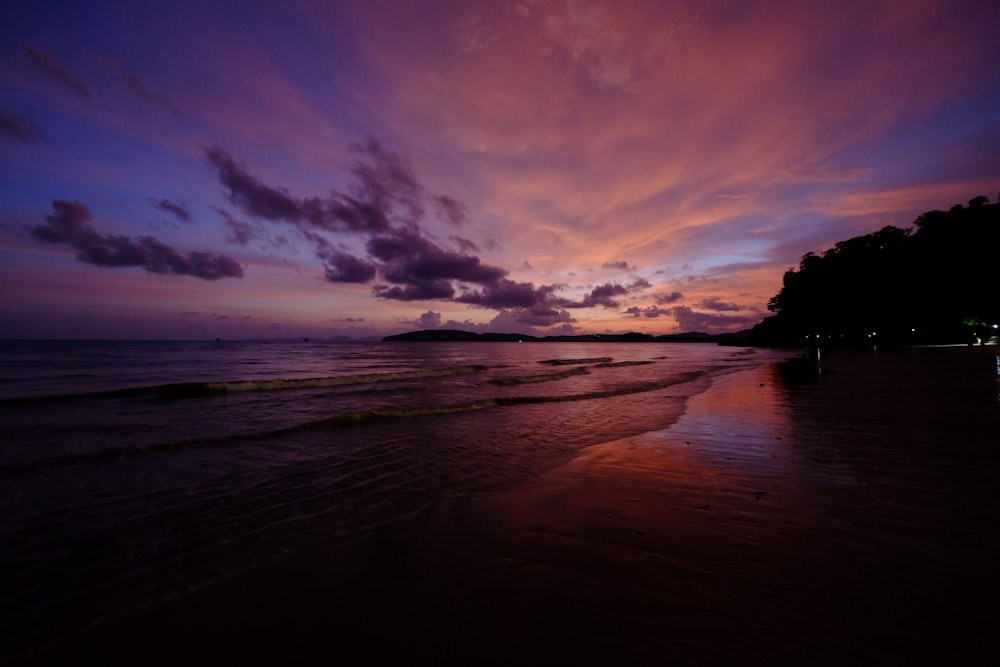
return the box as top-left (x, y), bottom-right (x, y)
top-left (18, 346), bottom-right (1000, 666)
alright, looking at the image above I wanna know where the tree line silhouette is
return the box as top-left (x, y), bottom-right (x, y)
top-left (752, 195), bottom-right (999, 346)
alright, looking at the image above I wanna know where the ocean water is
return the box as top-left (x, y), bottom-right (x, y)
top-left (0, 339), bottom-right (792, 659)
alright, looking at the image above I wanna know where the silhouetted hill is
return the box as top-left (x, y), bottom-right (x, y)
top-left (751, 195), bottom-right (999, 346)
top-left (383, 330), bottom-right (750, 344)
top-left (383, 329), bottom-right (483, 342)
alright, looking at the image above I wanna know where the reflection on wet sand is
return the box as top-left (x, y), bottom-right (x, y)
top-left (443, 349), bottom-right (1000, 664)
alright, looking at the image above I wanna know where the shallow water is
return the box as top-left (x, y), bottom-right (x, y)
top-left (0, 339), bottom-right (792, 660)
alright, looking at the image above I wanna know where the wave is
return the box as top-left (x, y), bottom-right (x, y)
top-left (594, 360), bottom-right (654, 368)
top-left (0, 364), bottom-right (490, 404)
top-left (496, 369), bottom-right (710, 405)
top-left (288, 368), bottom-right (717, 427)
top-left (488, 366), bottom-right (590, 386)
top-left (1, 367), bottom-right (717, 476)
top-left (490, 359), bottom-right (653, 384)
top-left (198, 365), bottom-right (489, 394)
top-left (538, 357), bottom-right (613, 366)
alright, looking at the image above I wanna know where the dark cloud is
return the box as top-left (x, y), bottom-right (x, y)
top-left (629, 277), bottom-right (652, 290)
top-left (347, 137), bottom-right (425, 226)
top-left (556, 282), bottom-right (629, 308)
top-left (625, 305), bottom-right (672, 318)
top-left (202, 140), bottom-right (607, 323)
top-left (23, 45), bottom-right (91, 98)
top-left (601, 260), bottom-right (629, 270)
top-left (224, 218), bottom-right (256, 246)
top-left (449, 234), bottom-right (479, 253)
top-left (322, 251), bottom-right (377, 283)
top-left (654, 291), bottom-right (684, 304)
top-left (374, 280), bottom-right (455, 301)
top-left (415, 311), bottom-right (442, 328)
top-left (325, 195), bottom-right (391, 233)
top-left (30, 200), bottom-right (243, 280)
top-left (124, 73), bottom-right (178, 112)
top-left (475, 308), bottom-right (576, 335)
top-left (433, 195), bottom-right (468, 226)
top-left (205, 147), bottom-right (305, 223)
top-left (0, 109), bottom-right (46, 144)
top-left (213, 206), bottom-right (279, 248)
top-left (700, 297), bottom-right (741, 312)
top-left (509, 304), bottom-right (575, 327)
top-left (671, 306), bottom-right (759, 332)
top-left (205, 140), bottom-right (430, 235)
top-left (587, 283), bottom-right (629, 308)
top-left (151, 198), bottom-right (192, 223)
top-left (367, 228), bottom-right (507, 295)
top-left (457, 278), bottom-right (547, 309)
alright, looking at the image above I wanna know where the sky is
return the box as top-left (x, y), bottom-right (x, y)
top-left (2, 0), bottom-right (999, 340)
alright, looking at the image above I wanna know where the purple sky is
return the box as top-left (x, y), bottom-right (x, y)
top-left (2, 0), bottom-right (999, 339)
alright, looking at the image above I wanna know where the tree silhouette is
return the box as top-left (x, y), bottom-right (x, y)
top-left (755, 196), bottom-right (999, 345)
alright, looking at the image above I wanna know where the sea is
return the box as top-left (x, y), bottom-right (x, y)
top-left (0, 338), bottom-right (794, 660)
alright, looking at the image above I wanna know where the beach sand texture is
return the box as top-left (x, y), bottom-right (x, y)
top-left (23, 347), bottom-right (999, 666)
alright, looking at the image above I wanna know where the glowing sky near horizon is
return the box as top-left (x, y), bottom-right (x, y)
top-left (2, 0), bottom-right (999, 340)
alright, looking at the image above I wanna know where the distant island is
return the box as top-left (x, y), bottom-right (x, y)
top-left (383, 329), bottom-right (752, 344)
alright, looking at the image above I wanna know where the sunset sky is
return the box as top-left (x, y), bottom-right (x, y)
top-left (2, 0), bottom-right (999, 340)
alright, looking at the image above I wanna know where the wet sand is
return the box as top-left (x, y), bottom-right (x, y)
top-left (20, 346), bottom-right (1000, 666)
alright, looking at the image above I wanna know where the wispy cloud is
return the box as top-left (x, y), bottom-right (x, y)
top-left (23, 45), bottom-right (91, 98)
top-left (124, 72), bottom-right (179, 113)
top-left (0, 109), bottom-right (46, 144)
top-left (150, 198), bottom-right (192, 223)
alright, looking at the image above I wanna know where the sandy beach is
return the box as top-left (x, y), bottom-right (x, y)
top-left (20, 346), bottom-right (1000, 666)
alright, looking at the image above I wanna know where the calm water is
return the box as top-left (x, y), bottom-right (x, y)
top-left (0, 339), bottom-right (791, 659)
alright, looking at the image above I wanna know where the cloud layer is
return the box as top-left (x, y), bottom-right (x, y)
top-left (3, 0), bottom-right (999, 338)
